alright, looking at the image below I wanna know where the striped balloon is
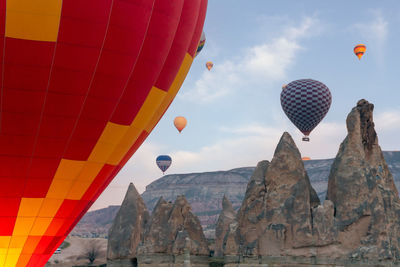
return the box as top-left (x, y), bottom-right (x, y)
top-left (354, 44), bottom-right (366, 60)
top-left (0, 0), bottom-right (207, 266)
top-left (156, 155), bottom-right (172, 173)
top-left (280, 79), bottom-right (332, 138)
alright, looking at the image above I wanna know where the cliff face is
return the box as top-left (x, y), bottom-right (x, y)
top-left (214, 195), bottom-right (236, 257)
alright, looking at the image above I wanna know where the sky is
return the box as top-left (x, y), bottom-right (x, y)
top-left (90, 1), bottom-right (400, 210)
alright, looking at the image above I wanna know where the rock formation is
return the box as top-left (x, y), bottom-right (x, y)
top-left (232, 133), bottom-right (320, 256)
top-left (138, 195), bottom-right (209, 256)
top-left (214, 195), bottom-right (236, 257)
top-left (326, 99), bottom-right (400, 260)
top-left (107, 183), bottom-right (149, 261)
top-left (219, 99), bottom-right (400, 263)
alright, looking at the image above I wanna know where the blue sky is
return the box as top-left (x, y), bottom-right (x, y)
top-left (91, 1), bottom-right (400, 210)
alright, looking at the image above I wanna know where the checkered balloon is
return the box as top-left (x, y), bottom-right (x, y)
top-left (280, 79), bottom-right (332, 136)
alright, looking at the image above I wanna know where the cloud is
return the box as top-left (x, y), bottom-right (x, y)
top-left (352, 10), bottom-right (388, 65)
top-left (181, 17), bottom-right (320, 103)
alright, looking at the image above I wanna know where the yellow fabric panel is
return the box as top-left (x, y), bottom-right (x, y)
top-left (6, 0), bottom-right (62, 41)
top-left (12, 218), bottom-right (35, 236)
top-left (76, 161), bottom-right (104, 182)
top-left (96, 123), bottom-right (129, 145)
top-left (87, 141), bottom-right (115, 164)
top-left (29, 217), bottom-right (52, 236)
top-left (131, 87), bottom-right (167, 130)
top-left (0, 237), bottom-right (10, 249)
top-left (66, 180), bottom-right (92, 200)
top-left (38, 198), bottom-right (63, 217)
top-left (9, 236), bottom-right (27, 248)
top-left (88, 123), bottom-right (129, 163)
top-left (46, 179), bottom-right (74, 199)
top-left (54, 159), bottom-right (86, 181)
top-left (0, 254), bottom-right (5, 265)
top-left (5, 249), bottom-right (22, 267)
top-left (107, 126), bottom-right (141, 165)
top-left (145, 53), bottom-right (193, 132)
top-left (17, 198), bottom-right (44, 217)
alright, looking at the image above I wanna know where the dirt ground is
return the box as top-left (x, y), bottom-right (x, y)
top-left (46, 236), bottom-right (107, 266)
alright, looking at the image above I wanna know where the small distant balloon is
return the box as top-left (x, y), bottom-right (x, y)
top-left (280, 79), bottom-right (332, 142)
top-left (195, 31), bottom-right (206, 57)
top-left (302, 157), bottom-right (311, 161)
top-left (156, 155), bottom-right (172, 174)
top-left (354, 44), bottom-right (366, 60)
top-left (174, 116), bottom-right (187, 133)
top-left (206, 61), bottom-right (213, 71)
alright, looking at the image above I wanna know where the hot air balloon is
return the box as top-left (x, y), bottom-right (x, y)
top-left (174, 116), bottom-right (187, 133)
top-left (354, 44), bottom-right (366, 60)
top-left (280, 79), bottom-right (332, 141)
top-left (195, 31), bottom-right (206, 57)
top-left (302, 157), bottom-right (311, 161)
top-left (0, 0), bottom-right (207, 266)
top-left (156, 155), bottom-right (172, 174)
top-left (206, 61), bottom-right (213, 70)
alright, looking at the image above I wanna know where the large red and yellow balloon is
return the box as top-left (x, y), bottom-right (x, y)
top-left (0, 0), bottom-right (207, 266)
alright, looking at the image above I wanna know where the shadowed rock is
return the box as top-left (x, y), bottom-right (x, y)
top-left (327, 99), bottom-right (400, 259)
top-left (107, 183), bottom-right (149, 260)
top-left (138, 195), bottom-right (209, 256)
top-left (215, 195), bottom-right (236, 257)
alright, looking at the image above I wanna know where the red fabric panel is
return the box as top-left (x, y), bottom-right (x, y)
top-left (0, 156), bottom-right (29, 178)
top-left (27, 157), bottom-right (60, 178)
top-left (111, 0), bottom-right (185, 125)
top-left (1, 112), bottom-right (40, 136)
top-left (26, 254), bottom-right (41, 267)
top-left (0, 134), bottom-right (35, 157)
top-left (46, 0), bottom-right (113, 161)
top-left (81, 164), bottom-right (114, 201)
top-left (0, 177), bottom-right (24, 197)
top-left (32, 236), bottom-right (54, 254)
top-left (0, 217), bottom-right (16, 235)
top-left (187, 0), bottom-right (208, 57)
top-left (0, 197), bottom-right (20, 216)
top-left (23, 178), bottom-right (53, 198)
top-left (55, 200), bottom-right (78, 219)
top-left (155, 0), bottom-right (201, 91)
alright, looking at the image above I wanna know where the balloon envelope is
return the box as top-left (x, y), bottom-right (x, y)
top-left (280, 79), bottom-right (332, 137)
top-left (195, 31), bottom-right (206, 57)
top-left (156, 155), bottom-right (172, 173)
top-left (174, 116), bottom-right (187, 133)
top-left (0, 0), bottom-right (207, 265)
top-left (354, 44), bottom-right (366, 60)
top-left (206, 61), bottom-right (213, 70)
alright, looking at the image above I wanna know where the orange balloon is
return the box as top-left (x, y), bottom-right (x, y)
top-left (354, 44), bottom-right (366, 60)
top-left (174, 116), bottom-right (187, 133)
top-left (302, 157), bottom-right (311, 161)
top-left (206, 61), bottom-right (213, 70)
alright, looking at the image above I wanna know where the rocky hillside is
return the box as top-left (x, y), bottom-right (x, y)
top-left (71, 152), bottom-right (400, 238)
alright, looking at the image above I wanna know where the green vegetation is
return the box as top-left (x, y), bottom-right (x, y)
top-left (59, 241), bottom-right (70, 250)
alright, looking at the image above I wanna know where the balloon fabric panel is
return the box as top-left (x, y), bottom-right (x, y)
top-left (0, 0), bottom-right (207, 266)
top-left (280, 79), bottom-right (332, 136)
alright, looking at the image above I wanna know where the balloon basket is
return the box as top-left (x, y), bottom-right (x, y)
top-left (302, 136), bottom-right (310, 142)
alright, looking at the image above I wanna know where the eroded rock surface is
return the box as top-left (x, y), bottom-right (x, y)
top-left (138, 195), bottom-right (209, 256)
top-left (215, 195), bottom-right (236, 257)
top-left (107, 183), bottom-right (149, 260)
top-left (326, 99), bottom-right (400, 259)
